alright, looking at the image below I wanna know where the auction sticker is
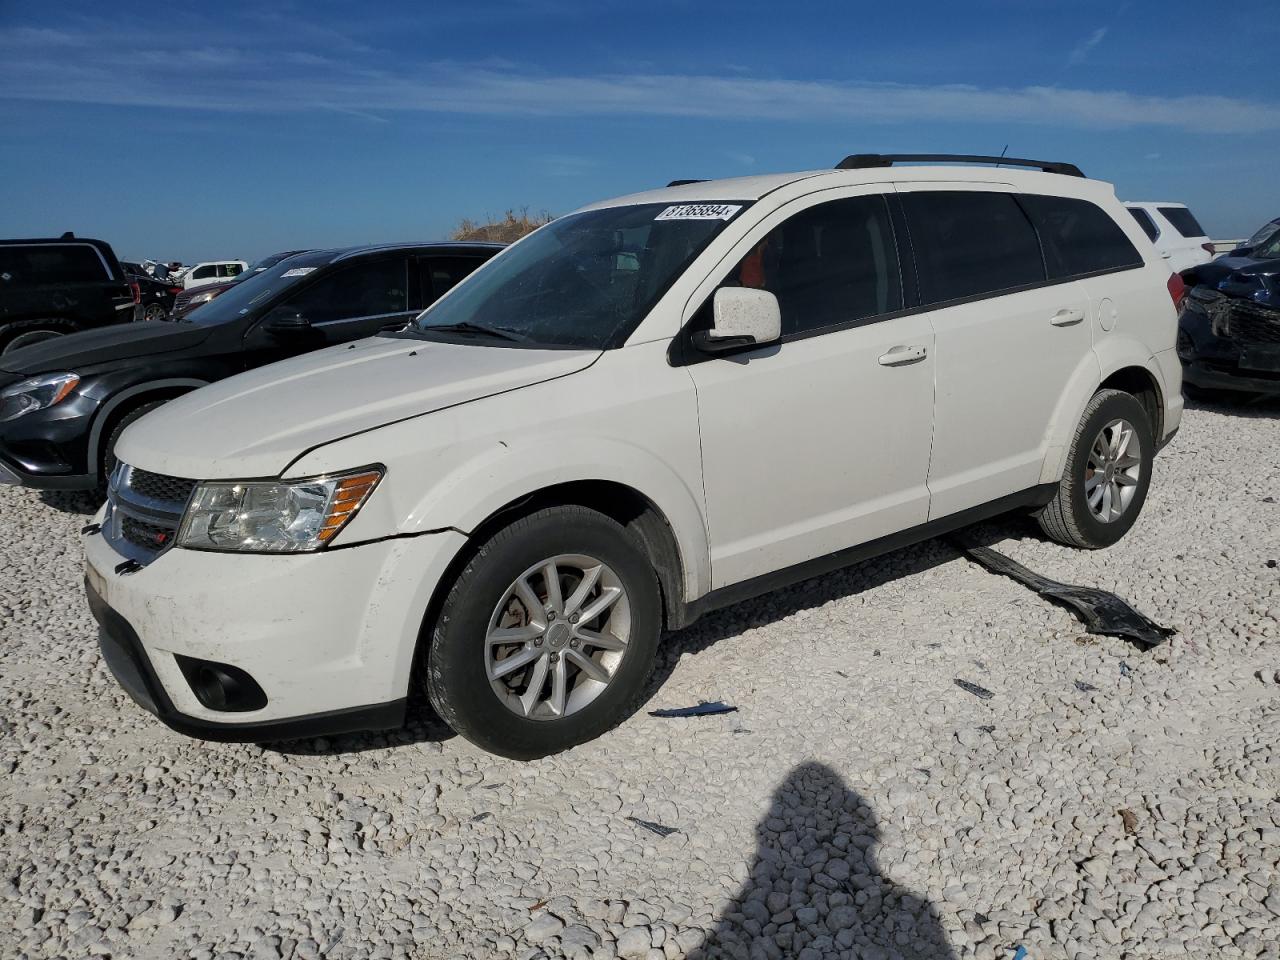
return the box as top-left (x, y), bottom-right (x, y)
top-left (654, 204), bottom-right (742, 221)
top-left (281, 267), bottom-right (317, 277)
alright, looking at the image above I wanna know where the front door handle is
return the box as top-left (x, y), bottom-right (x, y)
top-left (878, 344), bottom-right (928, 366)
top-left (1050, 308), bottom-right (1085, 327)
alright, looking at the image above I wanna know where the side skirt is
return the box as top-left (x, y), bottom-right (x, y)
top-left (676, 483), bottom-right (1058, 627)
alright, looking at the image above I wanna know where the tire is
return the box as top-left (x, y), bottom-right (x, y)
top-left (424, 505), bottom-right (662, 759)
top-left (1037, 388), bottom-right (1154, 549)
top-left (0, 322), bottom-right (67, 355)
top-left (143, 303), bottom-right (167, 322)
top-left (99, 400), bottom-right (167, 491)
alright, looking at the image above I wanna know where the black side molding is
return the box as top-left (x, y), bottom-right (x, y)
top-left (836, 154), bottom-right (1085, 178)
top-left (676, 483), bottom-right (1059, 627)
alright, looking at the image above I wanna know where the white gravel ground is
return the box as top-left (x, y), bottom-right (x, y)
top-left (2, 399), bottom-right (1279, 960)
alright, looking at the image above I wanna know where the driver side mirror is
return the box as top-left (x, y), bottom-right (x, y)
top-left (262, 307), bottom-right (313, 335)
top-left (691, 287), bottom-right (782, 355)
top-left (1229, 245), bottom-right (1255, 258)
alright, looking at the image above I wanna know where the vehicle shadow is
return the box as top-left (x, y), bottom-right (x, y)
top-left (265, 699), bottom-right (456, 756)
top-left (38, 489), bottom-right (102, 516)
top-left (688, 761), bottom-right (958, 959)
top-left (644, 513), bottom-right (1038, 706)
top-left (1183, 391), bottom-right (1280, 418)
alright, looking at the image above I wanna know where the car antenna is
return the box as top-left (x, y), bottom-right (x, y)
top-left (995, 144), bottom-right (1008, 169)
top-left (61, 231), bottom-right (75, 239)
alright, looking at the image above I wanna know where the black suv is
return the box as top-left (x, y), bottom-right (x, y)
top-left (0, 242), bottom-right (501, 490)
top-left (0, 236), bottom-right (142, 355)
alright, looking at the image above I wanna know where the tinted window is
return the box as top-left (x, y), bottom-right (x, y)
top-left (192, 265), bottom-right (216, 279)
top-left (278, 257), bottom-right (408, 323)
top-left (1127, 207), bottom-right (1159, 242)
top-left (722, 195), bottom-right (901, 336)
top-left (223, 263), bottom-right (243, 278)
top-left (421, 256), bottom-right (484, 303)
top-left (0, 244), bottom-right (109, 286)
top-left (1022, 195), bottom-right (1143, 278)
top-left (902, 192), bottom-right (1044, 304)
top-left (1158, 206), bottom-right (1206, 238)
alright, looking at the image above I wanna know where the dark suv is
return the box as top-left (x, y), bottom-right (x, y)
top-left (0, 242), bottom-right (500, 490)
top-left (0, 236), bottom-right (142, 354)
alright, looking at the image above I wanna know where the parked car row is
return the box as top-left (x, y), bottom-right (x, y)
top-left (1, 153), bottom-right (1188, 759)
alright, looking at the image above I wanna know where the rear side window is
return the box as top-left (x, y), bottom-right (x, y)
top-left (0, 244), bottom-right (109, 286)
top-left (724, 195), bottom-right (902, 336)
top-left (1021, 195), bottom-right (1143, 278)
top-left (1158, 206), bottom-right (1206, 238)
top-left (901, 191), bottom-right (1044, 305)
top-left (192, 265), bottom-right (217, 279)
top-left (1127, 207), bottom-right (1159, 242)
top-left (278, 257), bottom-right (409, 323)
top-left (421, 256), bottom-right (484, 303)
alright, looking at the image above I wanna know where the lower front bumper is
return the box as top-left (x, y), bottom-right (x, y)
top-left (83, 520), bottom-right (468, 739)
top-left (1182, 358), bottom-right (1280, 395)
top-left (88, 576), bottom-right (406, 741)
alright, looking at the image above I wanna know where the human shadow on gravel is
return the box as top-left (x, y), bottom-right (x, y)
top-left (644, 514), bottom-right (1038, 707)
top-left (690, 762), bottom-right (956, 960)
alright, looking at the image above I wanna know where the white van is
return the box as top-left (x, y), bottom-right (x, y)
top-left (1123, 202), bottom-right (1213, 272)
top-left (85, 154), bottom-right (1183, 758)
top-left (180, 260), bottom-right (248, 290)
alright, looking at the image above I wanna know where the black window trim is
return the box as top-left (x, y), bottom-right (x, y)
top-left (669, 187), bottom-right (1149, 367)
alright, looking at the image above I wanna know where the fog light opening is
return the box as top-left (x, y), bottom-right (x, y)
top-left (175, 656), bottom-right (268, 713)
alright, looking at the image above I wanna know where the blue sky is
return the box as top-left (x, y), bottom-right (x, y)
top-left (2, 0), bottom-right (1277, 262)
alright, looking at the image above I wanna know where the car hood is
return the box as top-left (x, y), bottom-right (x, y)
top-left (0, 321), bottom-right (215, 376)
top-left (116, 335), bottom-right (600, 480)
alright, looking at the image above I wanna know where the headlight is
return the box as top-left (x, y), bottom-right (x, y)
top-left (0, 372), bottom-right (80, 422)
top-left (177, 468), bottom-right (382, 553)
top-left (188, 290), bottom-right (217, 305)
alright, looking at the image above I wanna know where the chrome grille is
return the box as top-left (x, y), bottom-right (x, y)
top-left (102, 463), bottom-right (194, 565)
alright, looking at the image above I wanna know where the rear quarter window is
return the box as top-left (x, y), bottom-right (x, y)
top-left (900, 191), bottom-right (1044, 305)
top-left (1126, 207), bottom-right (1160, 242)
top-left (1157, 206), bottom-right (1206, 238)
top-left (1021, 195), bottom-right (1144, 278)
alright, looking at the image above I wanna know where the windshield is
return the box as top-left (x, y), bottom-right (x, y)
top-left (411, 202), bottom-right (748, 348)
top-left (1246, 221), bottom-right (1280, 252)
top-left (185, 251), bottom-right (332, 325)
top-left (1253, 231), bottom-right (1280, 261)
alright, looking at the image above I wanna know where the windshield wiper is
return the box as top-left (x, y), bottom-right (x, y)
top-left (419, 321), bottom-right (528, 343)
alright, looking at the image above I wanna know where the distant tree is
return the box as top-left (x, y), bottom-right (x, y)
top-left (450, 208), bottom-right (554, 244)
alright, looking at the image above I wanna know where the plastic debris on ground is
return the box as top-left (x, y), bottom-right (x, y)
top-left (954, 679), bottom-right (994, 700)
top-left (1074, 680), bottom-right (1099, 693)
top-left (649, 701), bottom-right (738, 718)
top-left (626, 816), bottom-right (680, 838)
top-left (957, 543), bottom-right (1175, 650)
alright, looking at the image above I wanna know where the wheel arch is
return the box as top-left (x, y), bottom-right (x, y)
top-left (87, 379), bottom-right (209, 483)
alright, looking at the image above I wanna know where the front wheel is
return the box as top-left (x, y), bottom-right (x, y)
top-left (143, 303), bottom-right (167, 322)
top-left (424, 505), bottom-right (662, 759)
top-left (1037, 388), bottom-right (1154, 549)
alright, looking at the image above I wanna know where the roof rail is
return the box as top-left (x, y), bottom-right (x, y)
top-left (835, 153), bottom-right (1085, 178)
top-left (666, 179), bottom-right (708, 187)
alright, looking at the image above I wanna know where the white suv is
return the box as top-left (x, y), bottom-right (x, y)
top-left (180, 260), bottom-right (248, 290)
top-left (84, 154), bottom-right (1184, 758)
top-left (1123, 201), bottom-right (1213, 272)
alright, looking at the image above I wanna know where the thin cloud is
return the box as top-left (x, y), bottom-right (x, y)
top-left (0, 26), bottom-right (1276, 135)
top-left (1069, 27), bottom-right (1108, 65)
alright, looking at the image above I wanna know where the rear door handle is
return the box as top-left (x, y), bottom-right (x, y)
top-left (878, 344), bottom-right (928, 366)
top-left (1050, 308), bottom-right (1085, 327)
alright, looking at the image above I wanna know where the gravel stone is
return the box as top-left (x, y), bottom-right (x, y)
top-left (1, 402), bottom-right (1279, 958)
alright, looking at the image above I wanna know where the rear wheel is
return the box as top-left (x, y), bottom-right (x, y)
top-left (424, 505), bottom-right (662, 759)
top-left (143, 303), bottom-right (167, 322)
top-left (1, 323), bottom-right (66, 354)
top-left (1037, 389), bottom-right (1154, 549)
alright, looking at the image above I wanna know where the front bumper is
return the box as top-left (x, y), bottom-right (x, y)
top-left (83, 520), bottom-right (467, 741)
top-left (0, 389), bottom-right (103, 490)
top-left (1179, 299), bottom-right (1280, 395)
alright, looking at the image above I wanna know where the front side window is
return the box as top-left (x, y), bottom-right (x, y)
top-left (1158, 206), bottom-right (1206, 239)
top-left (1127, 207), bottom-right (1160, 242)
top-left (421, 256), bottom-right (485, 302)
top-left (902, 191), bottom-right (1045, 305)
top-left (277, 258), bottom-right (408, 324)
top-left (192, 265), bottom-right (216, 279)
top-left (1022, 195), bottom-right (1143, 278)
top-left (223, 263), bottom-right (243, 277)
top-left (412, 202), bottom-right (746, 349)
top-left (720, 195), bottom-right (902, 336)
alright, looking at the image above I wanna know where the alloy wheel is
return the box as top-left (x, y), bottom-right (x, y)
top-left (1085, 418), bottom-right (1142, 522)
